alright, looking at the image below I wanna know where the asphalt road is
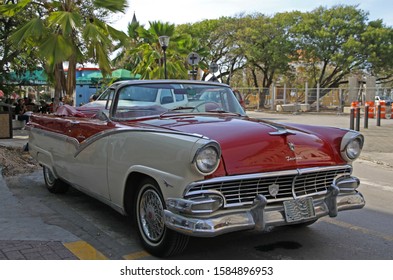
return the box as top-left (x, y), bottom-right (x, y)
top-left (3, 156), bottom-right (393, 260)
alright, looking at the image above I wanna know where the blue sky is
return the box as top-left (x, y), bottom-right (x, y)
top-left (112, 0), bottom-right (393, 31)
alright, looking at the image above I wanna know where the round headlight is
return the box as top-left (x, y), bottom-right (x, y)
top-left (194, 145), bottom-right (220, 175)
top-left (346, 138), bottom-right (362, 160)
top-left (340, 132), bottom-right (364, 162)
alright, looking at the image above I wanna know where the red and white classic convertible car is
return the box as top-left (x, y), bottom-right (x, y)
top-left (26, 80), bottom-right (365, 257)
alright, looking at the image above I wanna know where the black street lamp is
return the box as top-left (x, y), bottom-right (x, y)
top-left (159, 36), bottom-right (170, 79)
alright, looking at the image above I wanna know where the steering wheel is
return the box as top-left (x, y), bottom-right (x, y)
top-left (192, 101), bottom-right (222, 112)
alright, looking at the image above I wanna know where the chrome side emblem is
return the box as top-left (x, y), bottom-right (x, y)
top-left (163, 180), bottom-right (173, 188)
top-left (268, 183), bottom-right (280, 197)
top-left (288, 142), bottom-right (295, 151)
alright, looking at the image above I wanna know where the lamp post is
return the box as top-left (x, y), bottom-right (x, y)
top-left (159, 36), bottom-right (170, 79)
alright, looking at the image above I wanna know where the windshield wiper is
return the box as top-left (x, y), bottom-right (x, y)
top-left (160, 106), bottom-right (242, 117)
top-left (205, 109), bottom-right (242, 116)
top-left (159, 106), bottom-right (196, 117)
top-left (170, 106), bottom-right (196, 111)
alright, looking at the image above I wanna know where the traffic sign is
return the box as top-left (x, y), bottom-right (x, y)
top-left (187, 52), bottom-right (200, 65)
top-left (209, 62), bottom-right (219, 73)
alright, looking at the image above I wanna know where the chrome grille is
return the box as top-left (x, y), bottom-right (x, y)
top-left (186, 166), bottom-right (352, 207)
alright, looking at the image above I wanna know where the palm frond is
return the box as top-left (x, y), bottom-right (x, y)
top-left (38, 34), bottom-right (74, 71)
top-left (9, 18), bottom-right (46, 45)
top-left (0, 0), bottom-right (31, 17)
top-left (48, 11), bottom-right (83, 37)
top-left (93, 0), bottom-right (128, 13)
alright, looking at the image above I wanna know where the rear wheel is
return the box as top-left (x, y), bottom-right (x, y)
top-left (43, 166), bottom-right (69, 194)
top-left (134, 178), bottom-right (189, 257)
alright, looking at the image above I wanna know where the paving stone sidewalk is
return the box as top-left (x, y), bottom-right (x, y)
top-left (0, 240), bottom-right (77, 260)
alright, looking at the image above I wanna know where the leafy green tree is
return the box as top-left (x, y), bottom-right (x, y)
top-left (292, 5), bottom-right (369, 90)
top-left (237, 12), bottom-right (299, 107)
top-left (0, 0), bottom-right (40, 92)
top-left (176, 17), bottom-right (246, 83)
top-left (361, 20), bottom-right (393, 84)
top-left (1, 0), bottom-right (128, 107)
top-left (117, 20), bottom-right (194, 79)
top-left (112, 14), bottom-right (143, 71)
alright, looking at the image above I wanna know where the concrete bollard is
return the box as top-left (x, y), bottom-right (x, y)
top-left (364, 105), bottom-right (369, 129)
top-left (355, 107), bottom-right (360, 131)
top-left (377, 104), bottom-right (381, 126)
top-left (350, 108), bottom-right (354, 130)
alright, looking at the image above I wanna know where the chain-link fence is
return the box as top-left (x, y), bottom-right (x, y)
top-left (234, 84), bottom-right (393, 113)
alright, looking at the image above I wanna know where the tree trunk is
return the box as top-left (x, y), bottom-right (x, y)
top-left (53, 62), bottom-right (67, 112)
top-left (259, 88), bottom-right (268, 109)
top-left (66, 55), bottom-right (77, 105)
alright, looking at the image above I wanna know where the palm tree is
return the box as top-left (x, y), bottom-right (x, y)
top-left (2, 0), bottom-right (128, 108)
top-left (118, 21), bottom-right (195, 79)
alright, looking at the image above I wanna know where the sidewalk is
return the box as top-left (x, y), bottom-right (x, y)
top-left (1, 112), bottom-right (392, 260)
top-left (0, 129), bottom-right (79, 260)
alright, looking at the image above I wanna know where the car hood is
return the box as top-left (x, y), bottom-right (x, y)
top-left (138, 115), bottom-right (344, 175)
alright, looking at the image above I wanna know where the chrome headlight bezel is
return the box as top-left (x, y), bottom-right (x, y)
top-left (192, 142), bottom-right (221, 175)
top-left (340, 131), bottom-right (364, 162)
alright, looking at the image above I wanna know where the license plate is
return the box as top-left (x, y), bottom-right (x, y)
top-left (283, 197), bottom-right (316, 223)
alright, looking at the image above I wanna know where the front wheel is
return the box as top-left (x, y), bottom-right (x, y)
top-left (134, 178), bottom-right (189, 257)
top-left (43, 166), bottom-right (69, 194)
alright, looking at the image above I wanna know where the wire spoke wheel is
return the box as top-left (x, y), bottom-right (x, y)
top-left (134, 178), bottom-right (189, 257)
top-left (139, 189), bottom-right (165, 242)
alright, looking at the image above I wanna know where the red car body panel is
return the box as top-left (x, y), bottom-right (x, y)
top-left (139, 115), bottom-right (347, 175)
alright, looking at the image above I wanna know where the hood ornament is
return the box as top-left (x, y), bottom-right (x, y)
top-left (269, 128), bottom-right (296, 136)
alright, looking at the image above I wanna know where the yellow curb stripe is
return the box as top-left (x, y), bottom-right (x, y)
top-left (123, 250), bottom-right (151, 260)
top-left (64, 241), bottom-right (108, 260)
top-left (323, 219), bottom-right (393, 242)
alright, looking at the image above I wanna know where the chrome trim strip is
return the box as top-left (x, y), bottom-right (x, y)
top-left (28, 126), bottom-right (207, 157)
top-left (28, 126), bottom-right (80, 150)
top-left (297, 165), bottom-right (352, 174)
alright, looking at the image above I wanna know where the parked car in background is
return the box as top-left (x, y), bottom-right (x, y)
top-left (81, 80), bottom-right (188, 110)
top-left (27, 80), bottom-right (365, 257)
top-left (375, 95), bottom-right (393, 105)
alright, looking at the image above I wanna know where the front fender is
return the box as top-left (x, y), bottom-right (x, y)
top-left (106, 130), bottom-right (213, 209)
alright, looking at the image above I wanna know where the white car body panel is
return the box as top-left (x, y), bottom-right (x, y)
top-left (28, 127), bottom-right (210, 212)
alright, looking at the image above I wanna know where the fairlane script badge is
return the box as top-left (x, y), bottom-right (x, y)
top-left (268, 183), bottom-right (280, 197)
top-left (286, 156), bottom-right (302, 161)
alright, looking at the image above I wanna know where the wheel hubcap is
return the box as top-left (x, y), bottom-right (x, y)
top-left (139, 188), bottom-right (165, 242)
top-left (45, 167), bottom-right (55, 185)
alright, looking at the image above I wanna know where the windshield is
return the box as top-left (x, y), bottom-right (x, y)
top-left (110, 82), bottom-right (246, 120)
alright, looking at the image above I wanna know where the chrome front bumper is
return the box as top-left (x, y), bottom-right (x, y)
top-left (164, 184), bottom-right (365, 237)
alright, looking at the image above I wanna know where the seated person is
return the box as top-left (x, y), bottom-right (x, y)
top-left (14, 98), bottom-right (30, 122)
